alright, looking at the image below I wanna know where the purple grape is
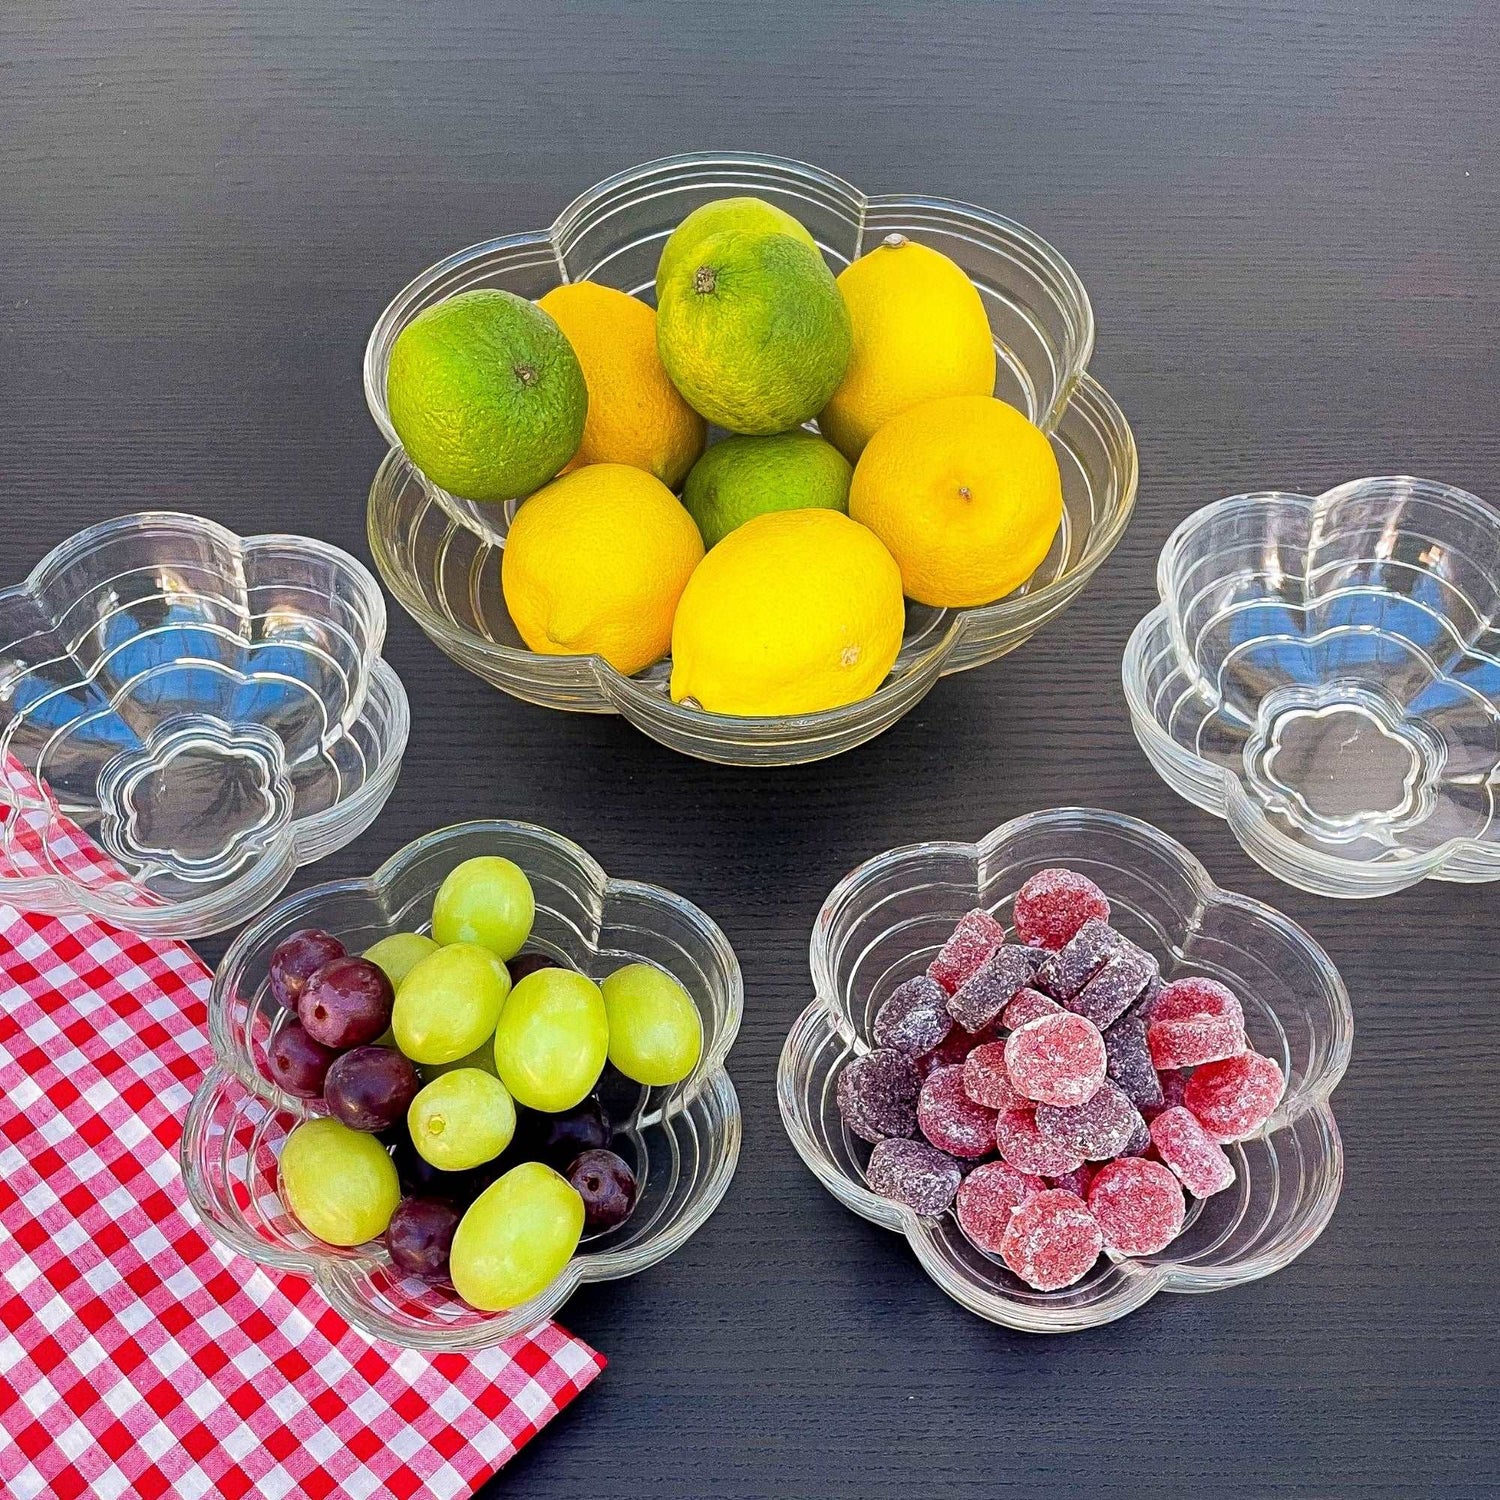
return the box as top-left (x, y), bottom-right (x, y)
top-left (566, 1149), bottom-right (638, 1233)
top-left (384, 1196), bottom-right (460, 1280)
top-left (513, 1095), bottom-right (611, 1168)
top-left (297, 956), bottom-right (393, 1048)
top-left (268, 928), bottom-right (345, 1009)
top-left (507, 951), bottom-right (562, 983)
top-left (323, 1045), bottom-right (419, 1132)
top-left (266, 1022), bottom-right (338, 1098)
top-left (387, 1126), bottom-right (496, 1205)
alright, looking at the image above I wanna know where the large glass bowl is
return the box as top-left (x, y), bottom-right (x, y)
top-left (0, 512), bottom-right (408, 937)
top-left (778, 808), bottom-right (1350, 1334)
top-left (181, 820), bottom-right (743, 1350)
top-left (364, 151), bottom-right (1137, 766)
top-left (1124, 477), bottom-right (1500, 898)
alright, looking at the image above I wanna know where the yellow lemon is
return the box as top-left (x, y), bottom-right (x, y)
top-left (502, 464), bottom-right (704, 675)
top-left (848, 394), bottom-right (1062, 609)
top-left (537, 282), bottom-right (706, 488)
top-left (670, 509), bottom-right (904, 716)
top-left (818, 235), bottom-right (997, 460)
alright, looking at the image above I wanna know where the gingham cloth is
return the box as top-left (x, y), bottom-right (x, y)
top-left (0, 828), bottom-right (604, 1497)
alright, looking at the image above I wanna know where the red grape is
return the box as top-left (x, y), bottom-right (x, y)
top-left (508, 951), bottom-right (562, 982)
top-left (297, 957), bottom-right (394, 1048)
top-left (266, 1022), bottom-right (338, 1098)
top-left (566, 1148), bottom-right (638, 1233)
top-left (384, 1196), bottom-right (460, 1280)
top-left (324, 1046), bottom-right (419, 1132)
top-left (268, 928), bottom-right (345, 1009)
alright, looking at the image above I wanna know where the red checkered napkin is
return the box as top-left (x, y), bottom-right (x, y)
top-left (0, 894), bottom-right (604, 1500)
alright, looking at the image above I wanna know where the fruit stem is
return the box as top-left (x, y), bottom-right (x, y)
top-left (513, 362), bottom-right (539, 387)
top-left (693, 265), bottom-right (718, 295)
top-left (958, 486), bottom-right (972, 500)
top-left (882, 232), bottom-right (908, 249)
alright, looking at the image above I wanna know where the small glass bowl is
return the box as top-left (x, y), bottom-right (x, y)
top-left (363, 151), bottom-right (1137, 766)
top-left (1124, 477), bottom-right (1500, 898)
top-left (0, 512), bottom-right (409, 937)
top-left (778, 808), bottom-right (1350, 1333)
top-left (181, 820), bottom-right (743, 1350)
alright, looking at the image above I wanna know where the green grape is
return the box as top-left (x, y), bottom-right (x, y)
top-left (492, 969), bottom-right (608, 1112)
top-left (600, 962), bottom-right (703, 1086)
top-left (278, 1116), bottom-right (401, 1247)
top-left (392, 942), bottom-right (511, 1065)
top-left (431, 856), bottom-right (536, 960)
top-left (418, 1036), bottom-right (500, 1083)
top-left (450, 1161), bottom-right (585, 1311)
top-left (363, 931), bottom-right (440, 986)
top-left (408, 1068), bottom-right (516, 1171)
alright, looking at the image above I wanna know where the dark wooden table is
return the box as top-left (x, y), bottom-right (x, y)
top-left (5, 2), bottom-right (1497, 1494)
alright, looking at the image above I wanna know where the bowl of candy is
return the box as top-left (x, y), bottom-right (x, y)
top-left (1124, 476), bottom-right (1500, 897)
top-left (364, 151), bottom-right (1136, 765)
top-left (0, 512), bottom-right (408, 937)
top-left (779, 808), bottom-right (1351, 1332)
top-left (181, 820), bottom-right (742, 1349)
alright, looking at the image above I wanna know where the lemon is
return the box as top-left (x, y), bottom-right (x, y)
top-left (655, 196), bottom-right (819, 302)
top-left (670, 509), bottom-right (904, 716)
top-left (502, 463), bottom-right (704, 675)
top-left (818, 235), bottom-right (997, 460)
top-left (682, 431), bottom-right (852, 549)
top-left (656, 230), bottom-right (852, 435)
top-left (848, 394), bottom-right (1062, 609)
top-left (537, 282), bottom-right (706, 489)
top-left (386, 289), bottom-right (587, 503)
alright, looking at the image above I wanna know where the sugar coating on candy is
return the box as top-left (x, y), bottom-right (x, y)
top-left (1144, 1069), bottom-right (1188, 1121)
top-left (962, 1041), bottom-right (1027, 1111)
top-left (836, 1049), bottom-right (920, 1144)
top-left (915, 1025), bottom-right (986, 1079)
top-left (1004, 1012), bottom-right (1108, 1107)
top-left (928, 909), bottom-right (1007, 994)
top-left (955, 1160), bottom-right (1046, 1251)
top-left (1184, 1051), bottom-right (1285, 1142)
top-left (1150, 1106), bottom-right (1236, 1197)
top-left (866, 1137), bottom-right (963, 1215)
top-left (1035, 1079), bottom-right (1146, 1161)
top-left (1147, 1014), bottom-right (1246, 1070)
top-left (917, 1064), bottom-right (1000, 1158)
top-left (1068, 945), bottom-right (1158, 1031)
top-left (1013, 868), bottom-right (1111, 951)
top-left (1088, 1157), bottom-right (1186, 1255)
top-left (1149, 976), bottom-right (1245, 1030)
top-left (998, 1189), bottom-right (1104, 1291)
top-left (1048, 1162), bottom-right (1097, 1198)
top-left (1121, 1114), bottom-right (1152, 1156)
top-left (949, 945), bottom-right (1036, 1032)
top-left (1104, 1013), bottom-right (1164, 1111)
top-left (1003, 988), bottom-right (1063, 1030)
top-left (873, 975), bottom-right (953, 1056)
top-left (1033, 918), bottom-right (1123, 1001)
top-left (995, 1107), bottom-right (1085, 1177)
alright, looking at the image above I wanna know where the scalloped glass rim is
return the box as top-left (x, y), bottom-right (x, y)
top-left (778, 807), bottom-right (1351, 1333)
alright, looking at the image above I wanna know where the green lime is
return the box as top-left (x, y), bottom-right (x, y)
top-left (386, 288), bottom-right (588, 504)
top-left (655, 196), bottom-right (818, 302)
top-left (656, 231), bottom-right (852, 436)
top-left (682, 431), bottom-right (852, 549)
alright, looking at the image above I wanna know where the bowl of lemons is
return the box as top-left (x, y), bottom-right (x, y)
top-left (365, 152), bottom-right (1137, 765)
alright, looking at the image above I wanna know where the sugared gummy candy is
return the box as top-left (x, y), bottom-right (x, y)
top-left (866, 1137), bottom-right (962, 1215)
top-left (1121, 1113), bottom-right (1152, 1156)
top-left (917, 1064), bottom-right (999, 1158)
top-left (1068, 945), bottom-right (1157, 1031)
top-left (1048, 1162), bottom-right (1097, 1198)
top-left (1033, 917), bottom-right (1121, 1001)
top-left (995, 1107), bottom-right (1084, 1177)
top-left (1004, 1011), bottom-right (1107, 1108)
top-left (962, 1041), bottom-right (1026, 1111)
top-left (915, 1025), bottom-right (985, 1079)
top-left (1184, 1051), bottom-right (1285, 1141)
top-left (1149, 976), bottom-right (1245, 1030)
top-left (1147, 1014), bottom-right (1245, 1070)
top-left (949, 945), bottom-right (1035, 1032)
top-left (1003, 988), bottom-right (1063, 1030)
top-left (1149, 1106), bottom-right (1236, 1197)
top-left (1103, 1013), bottom-right (1164, 1111)
top-left (1087, 1157), bottom-right (1185, 1255)
top-left (1012, 868), bottom-right (1110, 950)
top-left (836, 1048), bottom-right (920, 1144)
top-left (998, 1188), bottom-right (1103, 1291)
top-left (928, 909), bottom-right (1006, 994)
top-left (873, 975), bottom-right (953, 1056)
top-left (1035, 1079), bottom-right (1145, 1161)
top-left (1143, 1069), bottom-right (1188, 1121)
top-left (955, 1160), bottom-right (1044, 1251)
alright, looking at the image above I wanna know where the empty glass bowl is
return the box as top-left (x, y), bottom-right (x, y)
top-left (1124, 477), bottom-right (1500, 897)
top-left (0, 513), bottom-right (409, 936)
top-left (778, 808), bottom-right (1350, 1333)
top-left (364, 151), bottom-right (1137, 766)
top-left (181, 820), bottom-right (742, 1350)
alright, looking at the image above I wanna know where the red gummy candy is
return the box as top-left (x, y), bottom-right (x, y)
top-left (1147, 1014), bottom-right (1245, 1070)
top-left (917, 1064), bottom-right (999, 1158)
top-left (867, 1137), bottom-right (962, 1215)
top-left (995, 1107), bottom-right (1084, 1177)
top-left (1048, 1163), bottom-right (1097, 1198)
top-left (1149, 1106), bottom-right (1236, 1197)
top-left (1184, 1051), bottom-right (1285, 1142)
top-left (1003, 987), bottom-right (1063, 1030)
top-left (873, 974), bottom-right (953, 1056)
top-left (928, 909), bottom-right (1007, 994)
top-left (955, 1160), bottom-right (1045, 1251)
top-left (914, 1025), bottom-right (983, 1079)
top-left (1149, 976), bottom-right (1245, 1030)
top-left (1004, 1012), bottom-right (1107, 1108)
top-left (1035, 1079), bottom-right (1145, 1161)
top-left (962, 1041), bottom-right (1026, 1111)
top-left (1088, 1157), bottom-right (1185, 1255)
top-left (1013, 868), bottom-right (1111, 951)
top-left (998, 1188), bottom-right (1104, 1291)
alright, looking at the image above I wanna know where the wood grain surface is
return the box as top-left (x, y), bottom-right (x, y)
top-left (3, 2), bottom-right (1497, 1494)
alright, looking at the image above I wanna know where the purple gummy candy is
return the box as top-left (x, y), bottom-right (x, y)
top-left (1121, 1113), bottom-right (1153, 1156)
top-left (873, 975), bottom-right (953, 1056)
top-left (1104, 1013), bottom-right (1165, 1112)
top-left (1034, 918), bottom-right (1123, 1001)
top-left (1035, 1079), bottom-right (1147, 1161)
top-left (866, 1137), bottom-right (963, 1215)
top-left (836, 1049), bottom-right (920, 1144)
top-left (949, 945), bottom-right (1036, 1033)
top-left (1068, 944), bottom-right (1158, 1031)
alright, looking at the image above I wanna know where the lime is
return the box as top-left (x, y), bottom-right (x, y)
top-left (386, 288), bottom-right (587, 504)
top-left (682, 431), bottom-right (852, 549)
top-left (655, 196), bottom-right (819, 302)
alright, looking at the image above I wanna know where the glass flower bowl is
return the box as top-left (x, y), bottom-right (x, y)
top-left (0, 512), bottom-right (409, 937)
top-left (363, 151), bottom-right (1137, 766)
top-left (1124, 477), bottom-right (1500, 898)
top-left (181, 820), bottom-right (743, 1350)
top-left (778, 808), bottom-right (1350, 1334)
